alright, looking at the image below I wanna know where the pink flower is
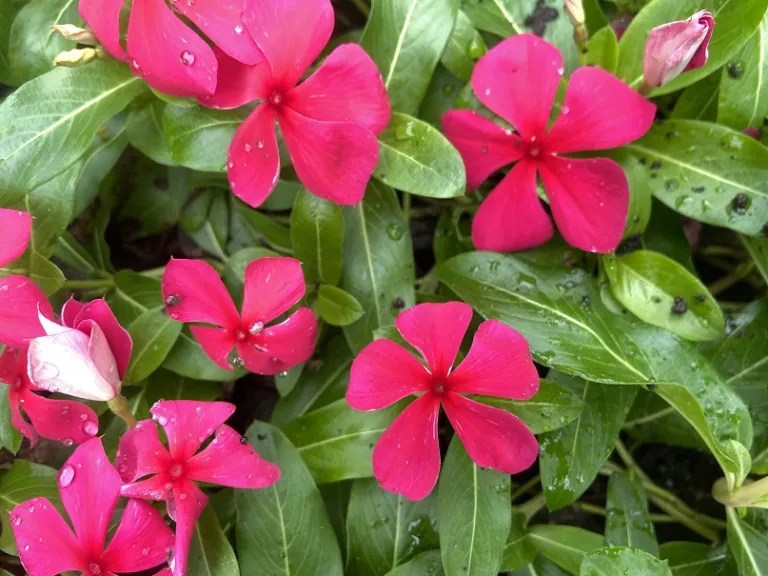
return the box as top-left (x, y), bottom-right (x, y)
top-left (0, 348), bottom-right (100, 447)
top-left (346, 302), bottom-right (540, 501)
top-left (115, 400), bottom-right (280, 576)
top-left (27, 298), bottom-right (133, 402)
top-left (10, 438), bottom-right (174, 576)
top-left (0, 209), bottom-right (32, 268)
top-left (162, 257), bottom-right (317, 375)
top-left (441, 34), bottom-right (656, 254)
top-left (199, 0), bottom-right (391, 207)
top-left (643, 11), bottom-right (714, 88)
top-left (0, 276), bottom-right (53, 350)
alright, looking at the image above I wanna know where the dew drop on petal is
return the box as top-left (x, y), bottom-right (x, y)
top-left (83, 421), bottom-right (99, 436)
top-left (244, 143), bottom-right (252, 153)
top-left (79, 413), bottom-right (88, 421)
top-left (234, 24), bottom-right (243, 34)
top-left (62, 437), bottom-right (74, 447)
top-left (59, 465), bottom-right (75, 488)
top-left (10, 514), bottom-right (21, 526)
top-left (249, 321), bottom-right (264, 334)
top-left (180, 51), bottom-right (195, 66)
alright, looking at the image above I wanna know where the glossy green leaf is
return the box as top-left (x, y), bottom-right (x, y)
top-left (528, 525), bottom-right (605, 575)
top-left (605, 471), bottom-right (658, 556)
top-left (233, 200), bottom-right (293, 253)
top-left (586, 26), bottom-right (619, 72)
top-left (440, 10), bottom-right (486, 81)
top-left (0, 387), bottom-right (22, 455)
top-left (418, 64), bottom-right (465, 127)
top-left (642, 201), bottom-right (695, 273)
top-left (660, 542), bottom-right (732, 575)
top-left (290, 188), bottom-right (344, 286)
top-left (127, 98), bottom-right (175, 166)
top-left (317, 285), bottom-right (365, 327)
top-left (501, 513), bottom-right (537, 571)
top-left (385, 550), bottom-right (444, 576)
top-left (670, 74), bottom-right (721, 122)
top-left (438, 437), bottom-right (511, 576)
top-left (125, 310), bottom-right (183, 383)
top-left (581, 548), bottom-right (672, 576)
top-left (3, 251), bottom-right (66, 295)
top-left (320, 481), bottom-right (350, 552)
top-left (236, 421), bottom-right (343, 576)
top-left (510, 557), bottom-right (571, 576)
top-left (727, 507), bottom-right (768, 575)
top-left (188, 507), bottom-right (239, 576)
top-left (742, 235), bottom-right (768, 285)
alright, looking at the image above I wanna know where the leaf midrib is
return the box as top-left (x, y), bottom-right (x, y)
top-left (296, 428), bottom-right (388, 452)
top-left (384, 0), bottom-right (419, 88)
top-left (356, 202), bottom-right (383, 330)
top-left (379, 137), bottom-right (459, 190)
top-left (727, 508), bottom-right (764, 575)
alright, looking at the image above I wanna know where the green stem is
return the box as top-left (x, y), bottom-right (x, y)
top-left (511, 475), bottom-right (541, 502)
top-left (575, 502), bottom-right (677, 524)
top-left (349, 0), bottom-right (369, 16)
top-left (708, 261), bottom-right (756, 296)
top-left (517, 493), bottom-right (547, 523)
top-left (107, 395), bottom-right (137, 428)
top-left (63, 278), bottom-right (115, 291)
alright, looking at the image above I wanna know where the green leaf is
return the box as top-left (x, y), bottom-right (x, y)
top-left (361, 0), bottom-right (459, 114)
top-left (236, 421), bottom-right (343, 576)
top-left (0, 387), bottom-right (22, 454)
top-left (282, 398), bottom-right (406, 484)
top-left (742, 235), bottom-right (768, 285)
top-left (580, 548), bottom-right (672, 576)
top-left (127, 98), bottom-right (175, 166)
top-left (417, 64), bottom-right (465, 127)
top-left (320, 481), bottom-right (350, 553)
top-left (143, 368), bottom-right (222, 406)
top-left (501, 513), bottom-right (537, 571)
top-left (626, 120), bottom-right (768, 237)
top-left (346, 479), bottom-right (439, 576)
top-left (125, 310), bottom-right (183, 383)
top-left (441, 10), bottom-right (486, 81)
top-left (438, 437), bottom-right (511, 576)
top-left (586, 26), bottom-right (619, 72)
top-left (290, 188), bottom-right (344, 286)
top-left (642, 201), bottom-right (695, 273)
top-left (374, 112), bottom-right (466, 199)
top-left (510, 557), bottom-right (572, 576)
top-left (341, 181), bottom-right (415, 354)
top-left (727, 507), bottom-right (768, 576)
top-left (605, 472), bottom-right (658, 556)
top-left (670, 74), bottom-right (721, 122)
top-left (660, 542), bottom-right (732, 575)
top-left (186, 192), bottom-right (229, 260)
top-left (0, 0), bottom-right (26, 85)
top-left (603, 250), bottom-right (724, 342)
top-left (188, 507), bottom-right (239, 576)
top-left (54, 231), bottom-right (98, 275)
top-left (26, 252), bottom-right (65, 295)
top-left (385, 550), bottom-right (444, 576)
top-left (527, 525), bottom-right (605, 575)
top-left (317, 285), bottom-right (365, 327)
top-left (163, 328), bottom-right (244, 381)
top-left (233, 200), bottom-right (293, 253)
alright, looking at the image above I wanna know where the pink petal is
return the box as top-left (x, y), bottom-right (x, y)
top-left (61, 297), bottom-right (84, 328)
top-left (372, 394), bottom-right (441, 501)
top-left (162, 259), bottom-right (240, 329)
top-left (0, 209), bottom-right (32, 268)
top-left (347, 339), bottom-right (431, 411)
top-left (79, 0), bottom-right (128, 61)
top-left (0, 276), bottom-right (53, 349)
top-left (150, 400), bottom-right (235, 461)
top-left (544, 68), bottom-right (656, 154)
top-left (20, 389), bottom-right (101, 445)
top-left (471, 34), bottom-right (563, 140)
top-left (447, 320), bottom-right (539, 400)
top-left (471, 160), bottom-right (553, 252)
top-left (10, 497), bottom-right (84, 575)
top-left (441, 110), bottom-right (524, 190)
top-left (127, 0), bottom-right (218, 97)
top-left (8, 388), bottom-right (38, 447)
top-left (72, 299), bottom-right (133, 380)
top-left (685, 11), bottom-right (715, 70)
top-left (189, 326), bottom-right (236, 370)
top-left (643, 12), bottom-right (714, 87)
top-left (100, 499), bottom-right (175, 573)
top-left (242, 0), bottom-right (334, 88)
top-left (249, 308), bottom-right (318, 367)
top-left (539, 156), bottom-right (628, 253)
top-left (120, 474), bottom-right (174, 502)
top-left (241, 257), bottom-right (306, 325)
top-left (199, 48), bottom-right (272, 109)
top-left (186, 424), bottom-right (280, 488)
top-left (289, 44), bottom-right (391, 134)
top-left (115, 420), bottom-right (171, 483)
top-left (0, 350), bottom-right (37, 443)
top-left (442, 393), bottom-right (539, 474)
top-left (278, 107), bottom-right (378, 204)
top-left (227, 104), bottom-right (281, 208)
top-left (170, 0), bottom-right (263, 65)
top-left (395, 302), bottom-right (472, 379)
top-left (59, 438), bottom-right (122, 555)
top-left (236, 342), bottom-right (292, 375)
top-left (168, 480), bottom-right (208, 576)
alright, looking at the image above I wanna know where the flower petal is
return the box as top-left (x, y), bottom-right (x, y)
top-left (472, 160), bottom-right (553, 253)
top-left (347, 339), bottom-right (431, 411)
top-left (372, 395), bottom-right (441, 501)
top-left (441, 110), bottom-right (524, 190)
top-left (278, 107), bottom-right (378, 204)
top-left (544, 67), bottom-right (656, 154)
top-left (199, 49), bottom-right (272, 109)
top-left (10, 497), bottom-right (84, 576)
top-left (115, 420), bottom-right (171, 483)
top-left (100, 499), bottom-right (175, 573)
top-left (189, 326), bottom-right (236, 371)
top-left (8, 388), bottom-right (38, 447)
top-left (227, 104), bottom-right (281, 208)
top-left (442, 393), bottom-right (539, 474)
top-left (0, 209), bottom-right (32, 268)
top-left (289, 44), bottom-right (391, 133)
top-left (168, 480), bottom-right (208, 576)
top-left (0, 276), bottom-right (53, 349)
top-left (150, 400), bottom-right (235, 461)
top-left (539, 156), bottom-right (628, 253)
top-left (61, 297), bottom-right (84, 328)
top-left (249, 308), bottom-right (318, 367)
top-left (162, 259), bottom-right (240, 329)
top-left (120, 474), bottom-right (174, 502)
top-left (241, 257), bottom-right (306, 325)
top-left (59, 438), bottom-right (122, 555)
top-left (20, 389), bottom-right (101, 445)
top-left (242, 0), bottom-right (334, 87)
top-left (186, 424), bottom-right (280, 488)
top-left (79, 0), bottom-right (127, 61)
top-left (472, 34), bottom-right (562, 140)
top-left (127, 0), bottom-right (218, 97)
top-left (395, 302), bottom-right (472, 379)
top-left (447, 320), bottom-right (539, 400)
top-left (72, 299), bottom-right (132, 380)
top-left (236, 342), bottom-right (291, 375)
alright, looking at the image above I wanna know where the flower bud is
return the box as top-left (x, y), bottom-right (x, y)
top-left (643, 11), bottom-right (715, 88)
top-left (52, 47), bottom-right (99, 68)
top-left (564, 0), bottom-right (585, 28)
top-left (50, 24), bottom-right (98, 45)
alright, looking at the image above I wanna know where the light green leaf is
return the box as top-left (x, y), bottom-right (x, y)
top-left (660, 541), bottom-right (732, 575)
top-left (605, 472), bottom-right (659, 556)
top-left (385, 550), bottom-right (444, 576)
top-left (742, 235), bottom-right (768, 285)
top-left (125, 310), bottom-right (183, 383)
top-left (188, 507), bottom-right (239, 576)
top-left (317, 285), bottom-right (365, 327)
top-left (580, 548), bottom-right (672, 576)
top-left (727, 507), bottom-right (768, 576)
top-left (127, 98), bottom-right (175, 166)
top-left (528, 525), bottom-right (605, 575)
top-left (586, 26), bottom-right (619, 72)
top-left (291, 188), bottom-right (344, 286)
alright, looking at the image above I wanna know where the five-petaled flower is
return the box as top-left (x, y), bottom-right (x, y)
top-left (200, 0), bottom-right (391, 207)
top-left (10, 438), bottom-right (174, 576)
top-left (115, 400), bottom-right (280, 576)
top-left (162, 257), bottom-right (317, 374)
top-left (442, 34), bottom-right (656, 254)
top-left (0, 208), bottom-right (32, 268)
top-left (346, 302), bottom-right (540, 501)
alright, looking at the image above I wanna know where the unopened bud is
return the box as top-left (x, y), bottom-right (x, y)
top-left (564, 0), bottom-right (585, 28)
top-left (50, 24), bottom-right (98, 46)
top-left (52, 47), bottom-right (100, 68)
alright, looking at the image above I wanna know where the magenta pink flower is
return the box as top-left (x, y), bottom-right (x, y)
top-left (0, 348), bottom-right (100, 447)
top-left (162, 257), bottom-right (317, 375)
top-left (0, 208), bottom-right (31, 268)
top-left (643, 11), bottom-right (714, 88)
top-left (442, 34), bottom-right (656, 254)
top-left (10, 438), bottom-right (174, 576)
top-left (115, 400), bottom-right (280, 576)
top-left (199, 0), bottom-right (391, 207)
top-left (0, 276), bottom-right (53, 350)
top-left (346, 302), bottom-right (540, 501)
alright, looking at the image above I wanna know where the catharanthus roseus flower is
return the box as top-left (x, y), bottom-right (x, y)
top-left (0, 276), bottom-right (53, 349)
top-left (346, 302), bottom-right (540, 501)
top-left (10, 438), bottom-right (174, 576)
top-left (643, 11), bottom-right (714, 88)
top-left (0, 208), bottom-right (32, 268)
top-left (199, 0), bottom-right (391, 207)
top-left (0, 348), bottom-right (100, 447)
top-left (27, 298), bottom-right (133, 402)
top-left (162, 257), bottom-right (317, 374)
top-left (116, 400), bottom-right (280, 576)
top-left (442, 34), bottom-right (656, 254)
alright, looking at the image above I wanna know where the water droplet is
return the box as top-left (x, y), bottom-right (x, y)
top-left (180, 51), bottom-right (195, 66)
top-left (557, 67), bottom-right (565, 75)
top-left (10, 514), bottom-right (21, 526)
top-left (395, 121), bottom-right (416, 141)
top-left (387, 224), bottom-right (404, 240)
top-left (484, 88), bottom-right (492, 96)
top-left (466, 37), bottom-right (484, 60)
top-left (257, 140), bottom-right (264, 149)
top-left (561, 105), bottom-right (570, 115)
top-left (727, 61), bottom-right (744, 78)
top-left (249, 321), bottom-right (264, 334)
top-left (234, 24), bottom-right (243, 34)
top-left (34, 362), bottom-right (60, 381)
top-left (83, 421), bottom-right (98, 436)
top-left (59, 465), bottom-right (75, 488)
top-left (244, 143), bottom-right (252, 153)
top-left (62, 437), bottom-right (74, 447)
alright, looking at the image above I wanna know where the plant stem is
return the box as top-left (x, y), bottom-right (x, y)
top-left (574, 502), bottom-right (677, 524)
top-left (511, 475), bottom-right (541, 502)
top-left (62, 278), bottom-right (115, 291)
top-left (349, 0), bottom-right (369, 16)
top-left (708, 261), bottom-right (756, 296)
top-left (107, 395), bottom-right (137, 428)
top-left (517, 493), bottom-right (547, 523)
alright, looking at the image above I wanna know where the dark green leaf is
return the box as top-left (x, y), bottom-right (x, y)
top-left (320, 481), bottom-right (351, 554)
top-left (317, 285), bottom-right (365, 327)
top-left (163, 329), bottom-right (244, 381)
top-left (53, 231), bottom-right (99, 275)
top-left (580, 547), bottom-right (672, 576)
top-left (186, 192), bottom-right (229, 260)
top-left (127, 98), bottom-right (175, 166)
top-left (233, 200), bottom-right (293, 253)
top-left (384, 550), bottom-right (444, 576)
top-left (670, 74), bottom-right (721, 122)
top-left (510, 557), bottom-right (571, 576)
top-left (0, 0), bottom-right (27, 85)
top-left (727, 507), bottom-right (768, 576)
top-left (440, 10), bottom-right (486, 81)
top-left (291, 188), bottom-right (344, 286)
top-left (417, 64), bottom-right (465, 127)
top-left (0, 388), bottom-right (22, 454)
top-left (605, 471), bottom-right (658, 556)
top-left (660, 541), bottom-right (732, 575)
top-left (742, 235), bottom-right (768, 285)
top-left (501, 513), bottom-right (537, 571)
top-left (642, 201), bottom-right (695, 273)
top-left (188, 507), bottom-right (239, 576)
top-left (223, 247), bottom-right (278, 306)
top-left (125, 310), bottom-right (183, 383)
top-left (528, 524), bottom-right (604, 575)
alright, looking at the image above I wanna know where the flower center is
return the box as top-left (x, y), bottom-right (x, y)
top-left (88, 562), bottom-right (102, 575)
top-left (432, 380), bottom-right (447, 396)
top-left (524, 136), bottom-right (546, 160)
top-left (168, 463), bottom-right (184, 480)
top-left (269, 90), bottom-right (283, 106)
top-left (12, 376), bottom-right (22, 390)
top-left (234, 329), bottom-right (248, 342)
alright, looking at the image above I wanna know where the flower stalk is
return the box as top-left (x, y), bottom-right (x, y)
top-left (107, 395), bottom-right (137, 428)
